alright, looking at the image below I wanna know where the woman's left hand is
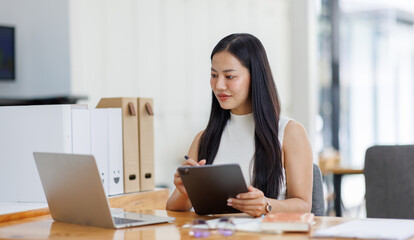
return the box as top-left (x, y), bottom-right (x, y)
top-left (227, 186), bottom-right (267, 217)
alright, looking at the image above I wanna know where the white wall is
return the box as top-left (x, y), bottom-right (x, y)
top-left (69, 0), bottom-right (293, 189)
top-left (0, 0), bottom-right (317, 191)
top-left (289, 0), bottom-right (318, 162)
top-left (0, 0), bottom-right (71, 97)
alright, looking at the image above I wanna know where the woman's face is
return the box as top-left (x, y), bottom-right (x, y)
top-left (210, 51), bottom-right (252, 115)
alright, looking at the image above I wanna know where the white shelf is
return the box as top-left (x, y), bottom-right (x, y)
top-left (0, 202), bottom-right (48, 215)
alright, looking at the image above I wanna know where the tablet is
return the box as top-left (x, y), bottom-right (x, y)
top-left (178, 164), bottom-right (249, 215)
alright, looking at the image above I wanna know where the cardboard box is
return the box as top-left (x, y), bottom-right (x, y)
top-left (137, 98), bottom-right (155, 191)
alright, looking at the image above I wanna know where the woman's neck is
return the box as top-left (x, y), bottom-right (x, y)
top-left (230, 107), bottom-right (252, 115)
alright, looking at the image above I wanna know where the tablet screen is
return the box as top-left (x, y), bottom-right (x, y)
top-left (178, 164), bottom-right (249, 215)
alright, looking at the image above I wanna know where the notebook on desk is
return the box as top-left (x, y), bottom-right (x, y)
top-left (33, 152), bottom-right (174, 229)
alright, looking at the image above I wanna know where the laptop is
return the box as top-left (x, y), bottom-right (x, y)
top-left (33, 152), bottom-right (174, 229)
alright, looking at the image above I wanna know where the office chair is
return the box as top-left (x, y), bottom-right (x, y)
top-left (312, 163), bottom-right (325, 216)
top-left (364, 145), bottom-right (414, 219)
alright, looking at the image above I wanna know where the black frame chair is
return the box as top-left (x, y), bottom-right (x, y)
top-left (365, 145), bottom-right (414, 219)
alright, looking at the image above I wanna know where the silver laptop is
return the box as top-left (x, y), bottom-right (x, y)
top-left (33, 152), bottom-right (174, 229)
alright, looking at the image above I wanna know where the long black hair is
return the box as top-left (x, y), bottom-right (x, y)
top-left (198, 33), bottom-right (283, 198)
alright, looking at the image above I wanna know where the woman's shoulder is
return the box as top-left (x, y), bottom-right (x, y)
top-left (187, 130), bottom-right (205, 160)
top-left (283, 119), bottom-right (310, 148)
top-left (285, 119), bottom-right (307, 137)
top-left (279, 116), bottom-right (292, 131)
top-left (194, 130), bottom-right (205, 141)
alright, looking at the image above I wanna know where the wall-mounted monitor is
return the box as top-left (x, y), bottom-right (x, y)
top-left (0, 26), bottom-right (15, 81)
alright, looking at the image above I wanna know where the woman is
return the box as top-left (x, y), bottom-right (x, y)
top-left (166, 33), bottom-right (313, 217)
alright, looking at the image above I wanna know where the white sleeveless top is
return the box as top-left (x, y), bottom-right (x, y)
top-left (213, 112), bottom-right (291, 200)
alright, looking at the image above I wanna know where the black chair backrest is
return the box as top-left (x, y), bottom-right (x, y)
top-left (312, 163), bottom-right (325, 216)
top-left (365, 145), bottom-right (414, 219)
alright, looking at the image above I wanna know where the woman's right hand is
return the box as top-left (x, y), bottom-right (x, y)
top-left (173, 158), bottom-right (206, 197)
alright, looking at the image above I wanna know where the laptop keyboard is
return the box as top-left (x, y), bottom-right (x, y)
top-left (113, 217), bottom-right (143, 225)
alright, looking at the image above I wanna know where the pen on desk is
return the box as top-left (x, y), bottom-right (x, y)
top-left (184, 155), bottom-right (189, 160)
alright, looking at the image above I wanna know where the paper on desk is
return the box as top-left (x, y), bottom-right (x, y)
top-left (207, 217), bottom-right (263, 232)
top-left (182, 217), bottom-right (263, 232)
top-left (313, 219), bottom-right (414, 240)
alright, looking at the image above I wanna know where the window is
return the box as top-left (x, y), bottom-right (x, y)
top-left (317, 0), bottom-right (414, 167)
top-left (340, 7), bottom-right (414, 166)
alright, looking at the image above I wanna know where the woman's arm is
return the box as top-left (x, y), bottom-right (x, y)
top-left (166, 131), bottom-right (205, 211)
top-left (275, 120), bottom-right (313, 212)
top-left (228, 120), bottom-right (313, 216)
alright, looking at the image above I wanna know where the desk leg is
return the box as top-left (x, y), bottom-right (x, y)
top-left (333, 174), bottom-right (342, 217)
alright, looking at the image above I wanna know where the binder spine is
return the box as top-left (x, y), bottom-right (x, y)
top-left (91, 109), bottom-right (109, 195)
top-left (138, 98), bottom-right (155, 191)
top-left (108, 108), bottom-right (124, 196)
top-left (96, 98), bottom-right (140, 193)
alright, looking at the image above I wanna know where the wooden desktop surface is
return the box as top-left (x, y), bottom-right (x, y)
top-left (2, 188), bottom-right (412, 239)
top-left (0, 188), bottom-right (170, 223)
top-left (331, 167), bottom-right (363, 175)
top-left (0, 209), bottom-right (358, 240)
top-left (320, 165), bottom-right (364, 217)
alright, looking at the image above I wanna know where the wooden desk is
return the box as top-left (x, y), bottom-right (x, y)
top-left (319, 152), bottom-right (364, 217)
top-left (0, 209), bottom-right (362, 240)
top-left (328, 168), bottom-right (364, 217)
top-left (0, 188), bottom-right (169, 223)
top-left (3, 210), bottom-right (414, 240)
